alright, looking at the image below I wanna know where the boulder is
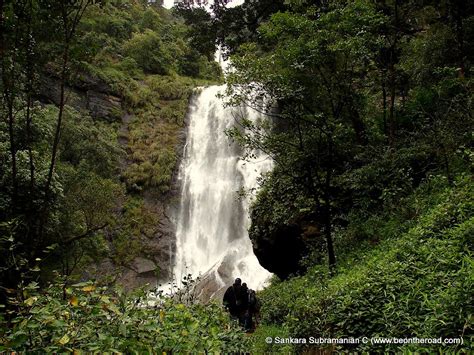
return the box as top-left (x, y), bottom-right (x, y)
top-left (131, 257), bottom-right (157, 275)
top-left (38, 75), bottom-right (123, 122)
top-left (252, 223), bottom-right (309, 279)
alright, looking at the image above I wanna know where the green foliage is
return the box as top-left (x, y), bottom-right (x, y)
top-left (254, 176), bottom-right (473, 352)
top-left (80, 2), bottom-right (135, 41)
top-left (0, 280), bottom-right (248, 353)
top-left (123, 74), bottom-right (217, 192)
top-left (1, 0), bottom-right (224, 291)
top-left (250, 324), bottom-right (293, 353)
top-left (175, 0), bottom-right (287, 59)
top-left (2, 0), bottom-right (473, 352)
top-left (72, 2), bottom-right (223, 194)
top-left (59, 108), bottom-right (123, 178)
top-left (78, 1), bottom-right (222, 80)
top-left (226, 0), bottom-right (473, 277)
top-left (123, 29), bottom-right (175, 75)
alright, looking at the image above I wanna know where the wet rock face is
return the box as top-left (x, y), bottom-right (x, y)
top-left (37, 71), bottom-right (182, 291)
top-left (87, 91), bottom-right (122, 121)
top-left (174, 258), bottom-right (236, 305)
top-left (252, 223), bottom-right (308, 280)
top-left (38, 74), bottom-right (123, 122)
top-left (131, 257), bottom-right (157, 274)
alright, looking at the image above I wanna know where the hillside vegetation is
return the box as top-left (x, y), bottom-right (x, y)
top-left (0, 0), bottom-right (246, 351)
top-left (1, 0), bottom-right (473, 352)
top-left (252, 176), bottom-right (472, 352)
top-left (184, 0), bottom-right (472, 351)
top-left (0, 0), bottom-right (221, 305)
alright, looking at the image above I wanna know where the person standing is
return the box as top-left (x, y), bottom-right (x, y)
top-left (247, 288), bottom-right (260, 331)
top-left (240, 283), bottom-right (250, 329)
top-left (223, 278), bottom-right (243, 319)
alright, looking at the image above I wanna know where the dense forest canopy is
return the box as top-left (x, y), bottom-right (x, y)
top-left (177, 0), bottom-right (473, 350)
top-left (1, 0), bottom-right (473, 352)
top-left (224, 0), bottom-right (473, 275)
top-left (0, 0), bottom-right (221, 299)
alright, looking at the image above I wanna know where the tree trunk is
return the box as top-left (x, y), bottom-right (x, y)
top-left (452, 0), bottom-right (466, 78)
top-left (6, 100), bottom-right (18, 205)
top-left (382, 70), bottom-right (387, 135)
top-left (44, 45), bottom-right (68, 202)
top-left (325, 140), bottom-right (336, 272)
top-left (348, 97), bottom-right (367, 145)
top-left (389, 60), bottom-right (396, 145)
top-left (25, 0), bottom-right (35, 195)
top-left (388, 0), bottom-right (399, 146)
top-left (1, 1), bottom-right (16, 205)
top-left (44, 0), bottom-right (91, 203)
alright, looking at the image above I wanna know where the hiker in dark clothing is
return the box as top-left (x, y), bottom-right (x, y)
top-left (223, 279), bottom-right (260, 330)
top-left (241, 283), bottom-right (249, 310)
top-left (247, 289), bottom-right (261, 330)
top-left (223, 278), bottom-right (243, 319)
top-left (241, 283), bottom-right (252, 331)
top-left (239, 283), bottom-right (261, 332)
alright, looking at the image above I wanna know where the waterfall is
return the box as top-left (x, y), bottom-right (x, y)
top-left (171, 85), bottom-right (272, 297)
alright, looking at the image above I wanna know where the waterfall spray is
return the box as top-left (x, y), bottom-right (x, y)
top-left (171, 85), bottom-right (272, 298)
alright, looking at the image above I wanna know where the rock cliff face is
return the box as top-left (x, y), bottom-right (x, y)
top-left (252, 223), bottom-right (308, 279)
top-left (250, 216), bottom-right (321, 280)
top-left (38, 72), bottom-right (184, 291)
top-left (38, 74), bottom-right (123, 122)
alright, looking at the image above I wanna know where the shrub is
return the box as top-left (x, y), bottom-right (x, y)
top-left (123, 30), bottom-right (174, 75)
top-left (0, 280), bottom-right (249, 353)
top-left (255, 176), bottom-right (473, 352)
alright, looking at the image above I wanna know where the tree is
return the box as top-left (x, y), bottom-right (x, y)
top-left (226, 1), bottom-right (387, 272)
top-left (224, 0), bottom-right (473, 276)
top-left (174, 0), bottom-right (286, 59)
top-left (0, 0), bottom-right (94, 302)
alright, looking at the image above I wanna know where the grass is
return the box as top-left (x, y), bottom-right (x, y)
top-left (122, 74), bottom-right (219, 193)
top-left (253, 174), bottom-right (473, 352)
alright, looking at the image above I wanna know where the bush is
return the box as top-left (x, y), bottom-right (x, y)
top-left (0, 280), bottom-right (249, 353)
top-left (255, 176), bottom-right (473, 352)
top-left (123, 30), bottom-right (174, 75)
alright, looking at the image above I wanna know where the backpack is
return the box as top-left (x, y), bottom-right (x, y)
top-left (248, 290), bottom-right (259, 310)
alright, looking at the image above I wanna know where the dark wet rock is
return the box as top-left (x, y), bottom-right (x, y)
top-left (72, 71), bottom-right (113, 94)
top-left (37, 74), bottom-right (123, 122)
top-left (252, 223), bottom-right (309, 280)
top-left (131, 257), bottom-right (157, 274)
top-left (86, 91), bottom-right (122, 121)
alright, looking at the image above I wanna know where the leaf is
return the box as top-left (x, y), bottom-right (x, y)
top-left (108, 303), bottom-right (121, 315)
top-left (24, 297), bottom-right (37, 306)
top-left (82, 285), bottom-right (96, 292)
top-left (71, 282), bottom-right (90, 288)
top-left (59, 334), bottom-right (70, 345)
top-left (120, 324), bottom-right (127, 337)
top-left (69, 296), bottom-right (79, 307)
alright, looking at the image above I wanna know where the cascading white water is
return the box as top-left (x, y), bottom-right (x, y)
top-left (172, 85), bottom-right (272, 296)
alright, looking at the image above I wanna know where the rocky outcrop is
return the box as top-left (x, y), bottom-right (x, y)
top-left (252, 223), bottom-right (309, 279)
top-left (86, 91), bottom-right (122, 121)
top-left (37, 69), bottom-right (185, 291)
top-left (38, 73), bottom-right (123, 122)
top-left (141, 191), bottom-right (177, 283)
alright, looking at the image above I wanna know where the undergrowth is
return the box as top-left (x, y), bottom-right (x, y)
top-left (253, 175), bottom-right (473, 352)
top-left (0, 281), bottom-right (247, 353)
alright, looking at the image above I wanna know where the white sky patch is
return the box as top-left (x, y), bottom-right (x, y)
top-left (162, 0), bottom-right (244, 9)
top-left (162, 0), bottom-right (174, 8)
